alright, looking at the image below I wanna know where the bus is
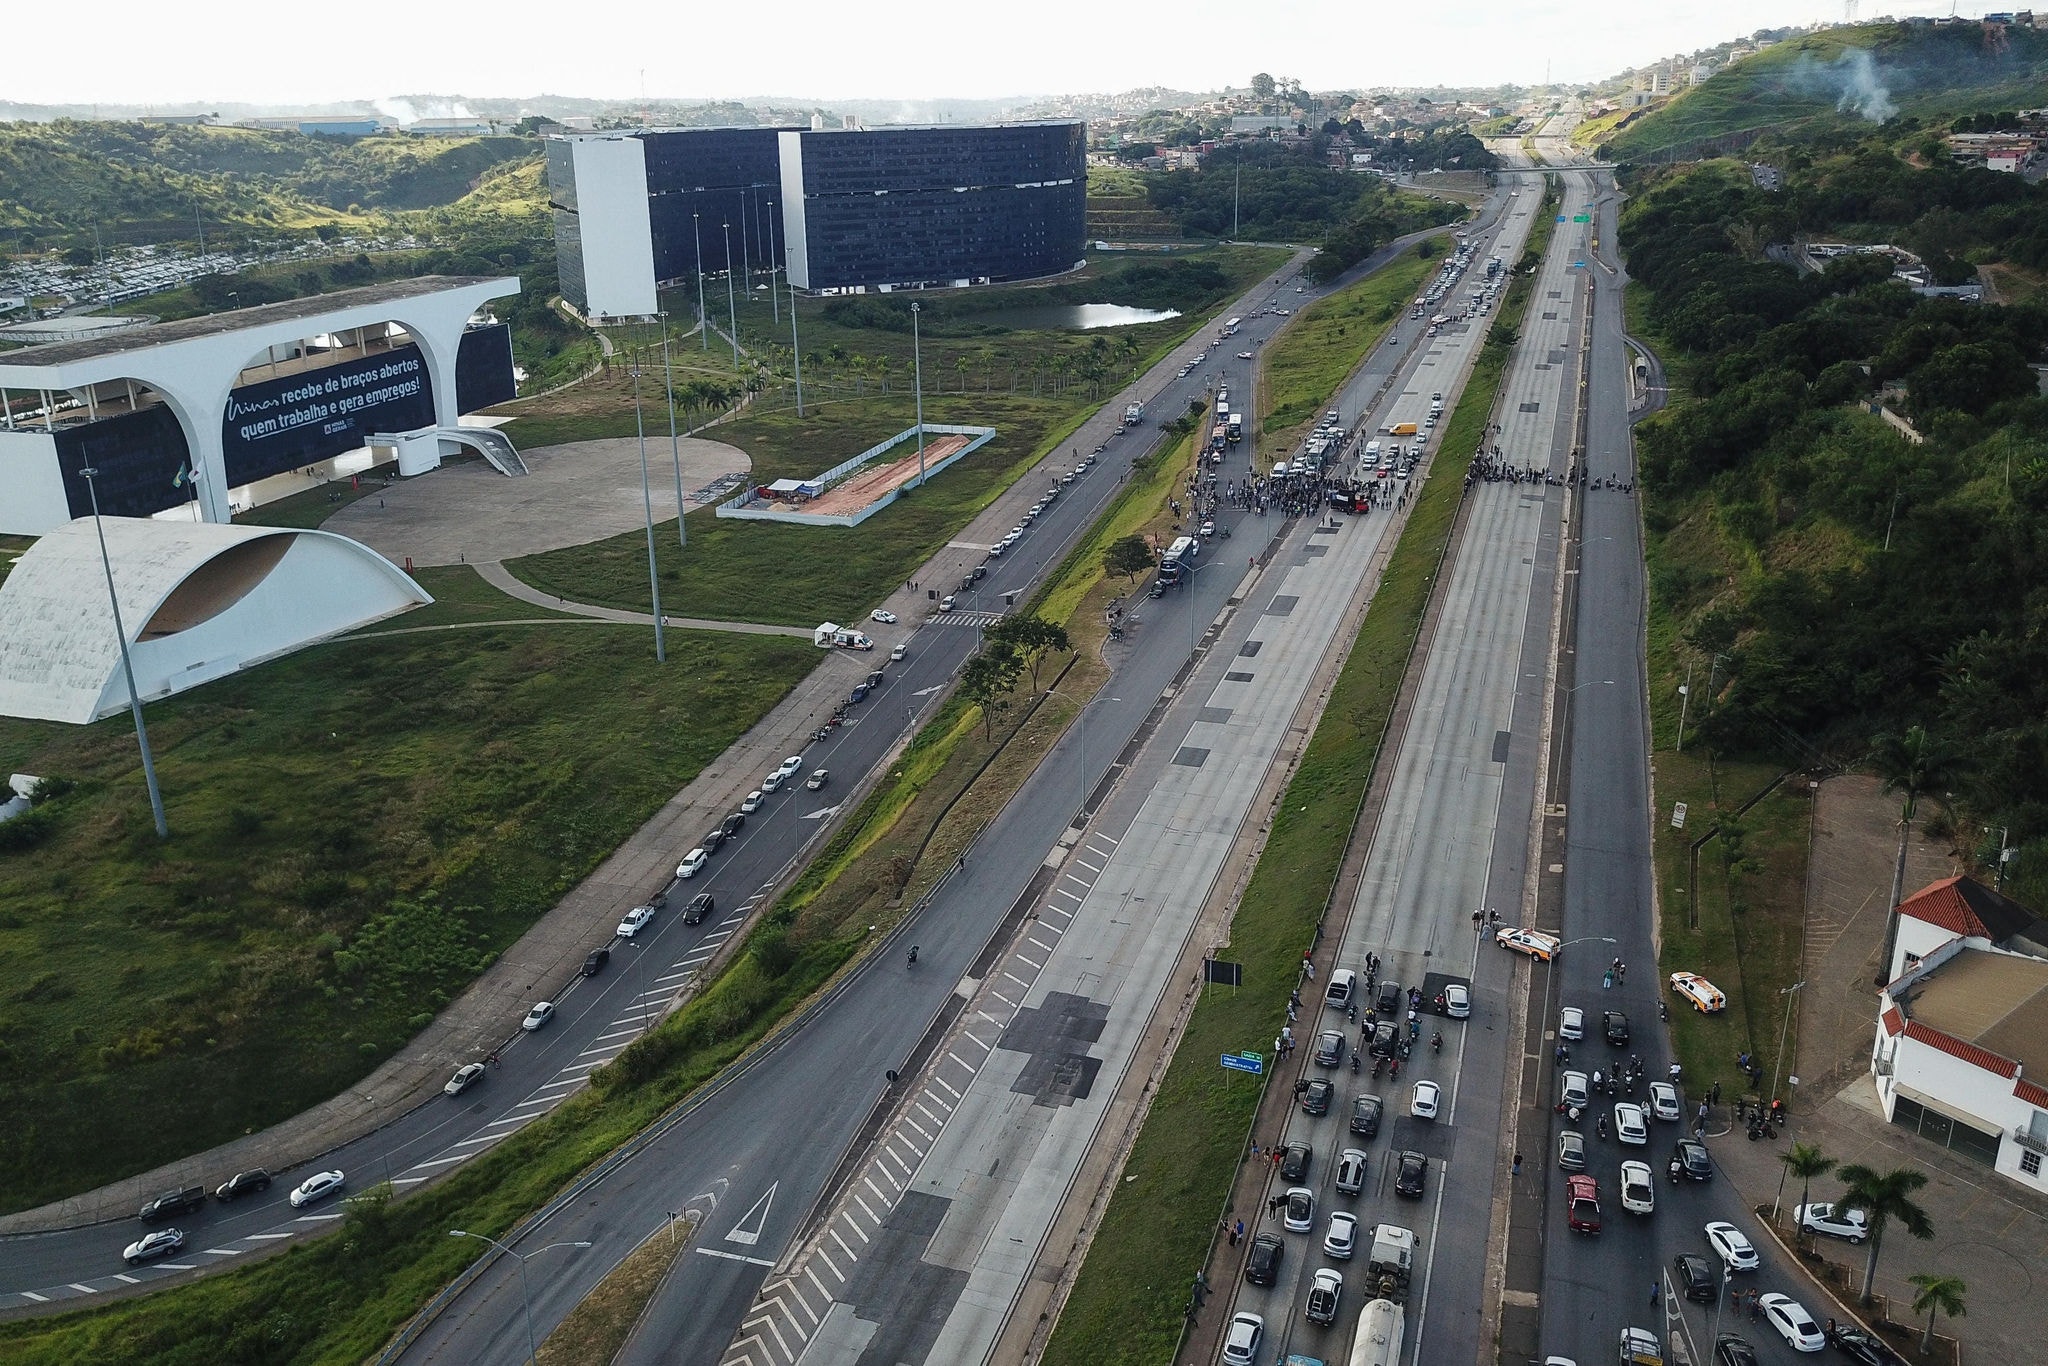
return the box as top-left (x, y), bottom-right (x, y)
top-left (1227, 414), bottom-right (1243, 443)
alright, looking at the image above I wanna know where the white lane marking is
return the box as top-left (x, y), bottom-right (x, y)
top-left (862, 1176), bottom-right (890, 1205)
top-left (200, 1247), bottom-right (240, 1257)
top-left (245, 1232), bottom-right (293, 1241)
top-left (695, 1247), bottom-right (776, 1266)
top-left (932, 1076), bottom-right (964, 1101)
top-left (853, 1193), bottom-right (880, 1226)
top-left (19, 1291), bottom-right (48, 1303)
top-left (814, 1244), bottom-right (842, 1285)
top-left (66, 1283), bottom-right (96, 1294)
top-left (294, 1212), bottom-right (344, 1222)
top-left (112, 1273), bottom-right (140, 1284)
top-left (830, 1226), bottom-right (859, 1267)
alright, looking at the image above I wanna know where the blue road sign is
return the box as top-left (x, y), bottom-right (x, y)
top-left (1221, 1053), bottom-right (1265, 1075)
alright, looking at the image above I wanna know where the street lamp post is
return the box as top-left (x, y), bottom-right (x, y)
top-left (788, 271), bottom-right (804, 417)
top-left (659, 313), bottom-right (686, 549)
top-left (1770, 980), bottom-right (1805, 1107)
top-left (911, 301), bottom-right (926, 485)
top-left (79, 466), bottom-right (168, 838)
top-left (447, 1230), bottom-right (591, 1366)
top-left (629, 363), bottom-right (667, 663)
top-left (723, 222), bottom-right (739, 369)
top-left (693, 212), bottom-right (707, 351)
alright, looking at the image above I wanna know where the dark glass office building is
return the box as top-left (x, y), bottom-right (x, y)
top-left (548, 121), bottom-right (1086, 316)
top-left (780, 122), bottom-right (1085, 291)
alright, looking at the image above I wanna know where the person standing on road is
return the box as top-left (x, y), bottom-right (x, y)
top-left (1650, 1281), bottom-right (1660, 1308)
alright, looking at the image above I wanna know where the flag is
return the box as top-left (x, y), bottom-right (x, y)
top-left (172, 461), bottom-right (190, 489)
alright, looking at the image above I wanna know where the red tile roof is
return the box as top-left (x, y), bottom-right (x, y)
top-left (1904, 1020), bottom-right (2019, 1078)
top-left (1897, 876), bottom-right (1988, 937)
top-left (1881, 1006), bottom-right (1905, 1038)
top-left (2016, 1077), bottom-right (2048, 1109)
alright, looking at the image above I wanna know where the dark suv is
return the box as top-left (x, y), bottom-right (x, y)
top-left (1673, 1253), bottom-right (1717, 1303)
top-left (1367, 1021), bottom-right (1399, 1059)
top-left (1243, 1233), bottom-right (1284, 1285)
top-left (1301, 1078), bottom-right (1333, 1116)
top-left (1280, 1142), bottom-right (1312, 1182)
top-left (140, 1186), bottom-right (207, 1223)
top-left (685, 892), bottom-right (714, 925)
top-left (1350, 1093), bottom-right (1384, 1138)
top-left (1374, 980), bottom-right (1403, 1016)
top-left (213, 1170), bottom-right (271, 1203)
top-left (1603, 1010), bottom-right (1630, 1046)
top-left (1394, 1149), bottom-right (1428, 1198)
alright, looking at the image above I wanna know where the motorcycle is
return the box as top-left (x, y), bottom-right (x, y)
top-left (1431, 1032), bottom-right (1443, 1054)
top-left (1351, 1054), bottom-right (1361, 1074)
top-left (1659, 1001), bottom-right (1670, 1022)
top-left (1373, 1056), bottom-right (1385, 1079)
top-left (907, 945), bottom-right (920, 967)
top-left (1668, 1158), bottom-right (1683, 1184)
top-left (1596, 1115), bottom-right (1609, 1141)
top-left (1347, 1002), bottom-right (1359, 1024)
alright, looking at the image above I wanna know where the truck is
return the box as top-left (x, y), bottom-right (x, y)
top-left (1125, 400), bottom-right (1145, 424)
top-left (1365, 1222), bottom-right (1415, 1300)
top-left (1390, 422), bottom-right (1418, 437)
top-left (1346, 1299), bottom-right (1405, 1366)
top-left (814, 622), bottom-right (873, 650)
top-left (1618, 1326), bottom-right (1664, 1366)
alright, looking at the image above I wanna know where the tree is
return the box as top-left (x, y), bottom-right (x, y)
top-left (987, 615), bottom-right (1071, 691)
top-left (1781, 1142), bottom-right (1835, 1245)
top-left (1908, 1272), bottom-right (1966, 1356)
top-left (1104, 534), bottom-right (1155, 584)
top-left (960, 646), bottom-right (1022, 740)
top-left (1835, 1163), bottom-right (1934, 1305)
top-left (1871, 726), bottom-right (1956, 980)
top-left (1251, 73), bottom-right (1276, 99)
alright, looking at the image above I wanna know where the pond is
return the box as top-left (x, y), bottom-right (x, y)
top-left (970, 303), bottom-right (1182, 331)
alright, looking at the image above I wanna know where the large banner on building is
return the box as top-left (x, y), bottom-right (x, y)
top-left (221, 343), bottom-right (436, 487)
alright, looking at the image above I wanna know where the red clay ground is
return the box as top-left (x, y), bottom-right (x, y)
top-left (765, 433), bottom-right (972, 517)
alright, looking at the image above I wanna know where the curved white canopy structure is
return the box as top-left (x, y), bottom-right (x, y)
top-left (0, 517), bottom-right (429, 724)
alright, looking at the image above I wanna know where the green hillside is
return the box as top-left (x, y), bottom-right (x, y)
top-left (1601, 21), bottom-right (2048, 162)
top-left (0, 121), bottom-right (543, 248)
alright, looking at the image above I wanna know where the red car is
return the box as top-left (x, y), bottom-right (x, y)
top-left (1566, 1173), bottom-right (1602, 1234)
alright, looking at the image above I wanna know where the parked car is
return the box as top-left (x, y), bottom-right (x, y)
top-left (1673, 1252), bottom-right (1718, 1302)
top-left (1566, 1173), bottom-right (1601, 1233)
top-left (1301, 1078), bottom-right (1333, 1116)
top-left (1437, 982), bottom-right (1470, 1018)
top-left (1306, 1267), bottom-right (1344, 1325)
top-left (740, 789), bottom-right (764, 813)
top-left (288, 1170), bottom-right (345, 1208)
top-left (1367, 1021), bottom-right (1400, 1059)
top-left (1282, 1186), bottom-right (1316, 1232)
top-left (1831, 1326), bottom-right (1899, 1365)
top-left (1758, 1292), bottom-right (1826, 1352)
top-left (1560, 1070), bottom-right (1589, 1109)
top-left (1280, 1142), bottom-right (1312, 1183)
top-left (1374, 979), bottom-right (1403, 1015)
top-left (700, 828), bottom-right (726, 855)
top-left (890, 644), bottom-right (908, 662)
top-left (720, 812), bottom-right (746, 839)
top-left (1325, 968), bottom-right (1357, 1008)
top-left (445, 1062), bottom-right (487, 1096)
top-left (676, 848), bottom-right (709, 878)
top-left (123, 1227), bottom-right (187, 1266)
top-left (1714, 1334), bottom-right (1760, 1366)
top-left (1559, 1006), bottom-right (1584, 1040)
top-left (1394, 1150), bottom-right (1428, 1198)
top-left (1243, 1234), bottom-right (1284, 1286)
top-left (1793, 1202), bottom-right (1868, 1243)
top-left (870, 609), bottom-right (897, 624)
top-left (1671, 971), bottom-right (1728, 1013)
top-left (1495, 926), bottom-right (1561, 960)
top-left (1705, 1220), bottom-right (1759, 1271)
top-left (1648, 1080), bottom-right (1681, 1121)
top-left (1557, 1128), bottom-right (1587, 1171)
top-left (1674, 1139), bottom-right (1713, 1181)
top-left (1335, 1148), bottom-right (1369, 1195)
top-left (214, 1169), bottom-right (271, 1202)
top-left (616, 905), bottom-right (657, 939)
top-left (1411, 1079), bottom-right (1441, 1120)
top-left (139, 1187), bottom-right (207, 1224)
top-left (775, 755), bottom-right (804, 780)
top-left (522, 1001), bottom-right (555, 1031)
top-left (1350, 1093), bottom-right (1384, 1137)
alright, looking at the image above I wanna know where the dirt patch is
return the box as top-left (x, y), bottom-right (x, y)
top-left (763, 434), bottom-right (973, 519)
top-left (538, 1221), bottom-right (695, 1366)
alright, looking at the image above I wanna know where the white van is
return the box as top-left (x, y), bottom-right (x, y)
top-left (1326, 968), bottom-right (1358, 1009)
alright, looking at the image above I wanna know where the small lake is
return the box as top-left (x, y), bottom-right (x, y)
top-left (972, 303), bottom-right (1182, 331)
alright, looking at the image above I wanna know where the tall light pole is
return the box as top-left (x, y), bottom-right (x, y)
top-left (722, 221), bottom-right (739, 369)
top-left (693, 211), bottom-right (707, 351)
top-left (659, 312), bottom-right (685, 549)
top-left (79, 467), bottom-right (168, 839)
top-left (911, 301), bottom-right (926, 485)
top-left (1770, 981), bottom-right (1805, 1107)
top-left (447, 1231), bottom-right (591, 1366)
top-left (630, 361), bottom-right (667, 663)
top-left (788, 270), bottom-right (805, 417)
top-left (766, 198), bottom-right (779, 325)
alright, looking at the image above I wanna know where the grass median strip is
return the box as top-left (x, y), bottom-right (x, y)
top-left (1258, 244), bottom-right (1442, 448)
top-left (1042, 213), bottom-right (1548, 1364)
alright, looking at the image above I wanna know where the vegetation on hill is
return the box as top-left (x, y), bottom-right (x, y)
top-left (1599, 22), bottom-right (2048, 162)
top-left (0, 120), bottom-right (543, 250)
top-left (1621, 148), bottom-right (2048, 907)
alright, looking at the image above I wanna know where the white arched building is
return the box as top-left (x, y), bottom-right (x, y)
top-left (0, 275), bottom-right (521, 534)
top-left (0, 517), bottom-right (430, 724)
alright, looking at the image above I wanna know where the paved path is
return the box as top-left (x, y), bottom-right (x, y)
top-left (474, 560), bottom-right (814, 638)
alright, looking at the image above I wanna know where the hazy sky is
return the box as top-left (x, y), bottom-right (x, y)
top-left (17, 0), bottom-right (1943, 107)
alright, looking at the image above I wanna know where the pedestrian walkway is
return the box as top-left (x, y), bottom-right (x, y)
top-left (474, 561), bottom-right (814, 638)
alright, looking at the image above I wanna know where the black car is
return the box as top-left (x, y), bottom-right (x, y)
top-left (1673, 1252), bottom-right (1718, 1303)
top-left (685, 892), bottom-right (714, 925)
top-left (139, 1186), bottom-right (206, 1223)
top-left (582, 947), bottom-right (611, 976)
top-left (1313, 1030), bottom-right (1346, 1067)
top-left (1714, 1335), bottom-right (1760, 1366)
top-left (972, 564), bottom-right (988, 581)
top-left (1301, 1078), bottom-right (1334, 1116)
top-left (1244, 1233), bottom-right (1284, 1285)
top-left (1675, 1139), bottom-right (1714, 1181)
top-left (1603, 1010), bottom-right (1630, 1046)
top-left (214, 1169), bottom-right (271, 1202)
top-left (1367, 1021), bottom-right (1400, 1059)
top-left (1394, 1149), bottom-right (1428, 1198)
top-left (720, 812), bottom-right (745, 838)
top-left (1349, 1093), bottom-right (1384, 1138)
top-left (866, 670), bottom-right (885, 689)
top-left (701, 828), bottom-right (726, 855)
top-left (1374, 980), bottom-right (1403, 1016)
top-left (1832, 1327), bottom-right (1898, 1366)
top-left (1280, 1142), bottom-right (1312, 1182)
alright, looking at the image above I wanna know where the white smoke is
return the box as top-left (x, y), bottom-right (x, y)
top-left (373, 96), bottom-right (477, 126)
top-left (1787, 48), bottom-right (1899, 123)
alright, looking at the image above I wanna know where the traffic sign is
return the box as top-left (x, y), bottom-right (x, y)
top-left (1572, 214), bottom-right (1590, 223)
top-left (1221, 1053), bottom-right (1264, 1076)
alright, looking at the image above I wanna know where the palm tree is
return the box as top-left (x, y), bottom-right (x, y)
top-left (1870, 725), bottom-right (1955, 980)
top-left (1782, 1142), bottom-right (1835, 1243)
top-left (1836, 1163), bottom-right (1934, 1306)
top-left (954, 353), bottom-right (970, 393)
top-left (1908, 1272), bottom-right (1965, 1356)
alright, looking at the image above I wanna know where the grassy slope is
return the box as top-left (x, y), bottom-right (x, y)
top-left (1259, 244), bottom-right (1444, 443)
top-left (1043, 212), bottom-right (1551, 1365)
top-left (0, 622), bottom-right (813, 1208)
top-left (1603, 23), bottom-right (2048, 161)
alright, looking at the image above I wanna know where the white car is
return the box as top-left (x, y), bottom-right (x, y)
top-left (522, 1001), bottom-right (555, 1031)
top-left (1411, 1079), bottom-right (1441, 1120)
top-left (775, 755), bottom-right (805, 780)
top-left (1323, 1209), bottom-right (1358, 1259)
top-left (1561, 1070), bottom-right (1589, 1110)
top-left (616, 905), bottom-right (656, 938)
top-left (1222, 1311), bottom-right (1263, 1366)
top-left (1237, 350), bottom-right (1254, 359)
top-left (1613, 1102), bottom-right (1648, 1145)
top-left (1283, 1186), bottom-right (1316, 1233)
top-left (1439, 982), bottom-right (1471, 1018)
top-left (1559, 1006), bottom-right (1584, 1040)
top-left (676, 848), bottom-right (709, 879)
top-left (1496, 926), bottom-right (1561, 960)
top-left (1335, 1148), bottom-right (1369, 1196)
top-left (1619, 1160), bottom-right (1655, 1215)
top-left (1670, 971), bottom-right (1727, 1013)
top-left (123, 1227), bottom-right (187, 1265)
top-left (1306, 1267), bottom-right (1344, 1326)
top-left (890, 644), bottom-right (907, 662)
top-left (1759, 1292), bottom-right (1826, 1352)
top-left (1648, 1080), bottom-right (1681, 1121)
top-left (1705, 1220), bottom-right (1760, 1271)
top-left (870, 609), bottom-right (898, 624)
top-left (288, 1170), bottom-right (345, 1208)
top-left (444, 1062), bottom-right (487, 1096)
top-left (761, 768), bottom-right (789, 793)
top-left (740, 790), bottom-right (765, 813)
top-left (1794, 1202), bottom-right (1869, 1243)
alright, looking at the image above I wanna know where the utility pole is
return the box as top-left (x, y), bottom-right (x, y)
top-left (81, 467), bottom-right (168, 838)
top-left (630, 360), bottom-right (667, 663)
top-left (911, 301), bottom-right (926, 485)
top-left (788, 271), bottom-right (805, 416)
top-left (1233, 170), bottom-right (1240, 239)
top-left (693, 211), bottom-right (707, 351)
top-left (767, 199), bottom-right (779, 325)
top-left (723, 221), bottom-right (739, 369)
top-left (660, 313), bottom-right (685, 548)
